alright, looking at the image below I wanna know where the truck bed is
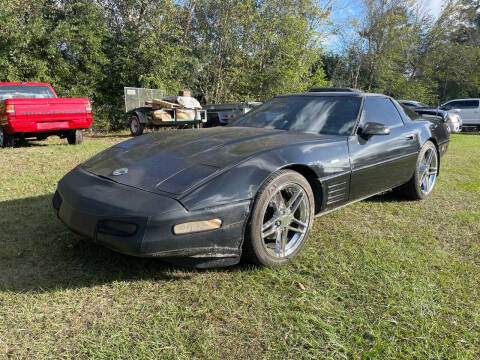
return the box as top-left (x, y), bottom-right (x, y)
top-left (1, 97), bottom-right (92, 134)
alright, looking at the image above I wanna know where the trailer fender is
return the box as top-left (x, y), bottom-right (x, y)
top-left (126, 109), bottom-right (149, 125)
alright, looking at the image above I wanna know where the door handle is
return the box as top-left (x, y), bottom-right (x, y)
top-left (405, 134), bottom-right (415, 140)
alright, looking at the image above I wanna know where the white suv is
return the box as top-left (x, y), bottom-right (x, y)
top-left (441, 99), bottom-right (480, 129)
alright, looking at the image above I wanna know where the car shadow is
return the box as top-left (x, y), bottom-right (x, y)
top-left (0, 194), bottom-right (246, 293)
top-left (364, 191), bottom-right (412, 203)
top-left (11, 140), bottom-right (50, 148)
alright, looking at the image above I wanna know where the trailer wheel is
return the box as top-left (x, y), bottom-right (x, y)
top-left (67, 130), bottom-right (83, 145)
top-left (129, 114), bottom-right (144, 136)
top-left (0, 127), bottom-right (14, 148)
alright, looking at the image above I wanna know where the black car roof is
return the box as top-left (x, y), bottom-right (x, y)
top-left (279, 92), bottom-right (388, 98)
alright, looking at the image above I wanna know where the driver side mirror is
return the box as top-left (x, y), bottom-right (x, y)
top-left (359, 122), bottom-right (390, 137)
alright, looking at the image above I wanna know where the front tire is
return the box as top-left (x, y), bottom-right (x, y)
top-left (67, 129), bottom-right (83, 145)
top-left (398, 141), bottom-right (438, 200)
top-left (245, 170), bottom-right (315, 267)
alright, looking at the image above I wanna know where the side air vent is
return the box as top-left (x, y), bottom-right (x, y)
top-left (326, 181), bottom-right (348, 205)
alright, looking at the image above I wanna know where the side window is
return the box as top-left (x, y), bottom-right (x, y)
top-left (360, 97), bottom-right (404, 129)
top-left (445, 101), bottom-right (461, 110)
top-left (460, 100), bottom-right (479, 109)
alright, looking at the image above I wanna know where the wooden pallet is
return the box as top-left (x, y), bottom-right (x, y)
top-left (145, 99), bottom-right (185, 109)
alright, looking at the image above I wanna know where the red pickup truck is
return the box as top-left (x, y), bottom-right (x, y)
top-left (0, 82), bottom-right (93, 147)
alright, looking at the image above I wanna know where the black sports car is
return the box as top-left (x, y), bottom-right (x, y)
top-left (53, 91), bottom-right (450, 268)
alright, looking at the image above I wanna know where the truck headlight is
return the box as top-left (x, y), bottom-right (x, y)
top-left (448, 114), bottom-right (461, 125)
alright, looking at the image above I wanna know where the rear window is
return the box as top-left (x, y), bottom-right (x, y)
top-left (0, 85), bottom-right (55, 100)
top-left (400, 104), bottom-right (421, 120)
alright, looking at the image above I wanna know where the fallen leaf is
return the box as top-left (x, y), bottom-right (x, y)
top-left (296, 282), bottom-right (306, 291)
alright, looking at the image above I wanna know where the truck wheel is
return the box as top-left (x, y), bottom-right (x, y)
top-left (67, 130), bottom-right (83, 145)
top-left (129, 115), bottom-right (144, 136)
top-left (0, 127), bottom-right (14, 148)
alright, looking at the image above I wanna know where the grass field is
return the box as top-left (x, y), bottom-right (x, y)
top-left (0, 133), bottom-right (479, 359)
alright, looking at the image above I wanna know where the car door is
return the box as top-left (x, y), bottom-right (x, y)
top-left (348, 97), bottom-right (419, 201)
top-left (459, 100), bottom-right (480, 124)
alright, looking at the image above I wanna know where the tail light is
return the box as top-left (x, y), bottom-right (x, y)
top-left (6, 104), bottom-right (15, 114)
top-left (85, 103), bottom-right (92, 113)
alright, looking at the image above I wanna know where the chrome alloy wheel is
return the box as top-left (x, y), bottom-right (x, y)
top-left (418, 148), bottom-right (438, 195)
top-left (260, 184), bottom-right (310, 258)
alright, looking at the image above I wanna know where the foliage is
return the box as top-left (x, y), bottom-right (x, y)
top-left (0, 0), bottom-right (330, 129)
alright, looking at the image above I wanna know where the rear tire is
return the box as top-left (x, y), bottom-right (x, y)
top-left (244, 170), bottom-right (315, 267)
top-left (67, 130), bottom-right (83, 145)
top-left (129, 114), bottom-right (144, 136)
top-left (396, 141), bottom-right (438, 200)
top-left (0, 127), bottom-right (14, 148)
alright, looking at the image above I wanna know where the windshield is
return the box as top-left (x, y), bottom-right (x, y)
top-left (230, 95), bottom-right (362, 136)
top-left (0, 85), bottom-right (55, 100)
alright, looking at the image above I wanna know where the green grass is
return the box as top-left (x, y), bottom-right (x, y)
top-left (0, 133), bottom-right (479, 359)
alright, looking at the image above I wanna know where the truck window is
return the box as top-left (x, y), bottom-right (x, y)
top-left (460, 100), bottom-right (479, 108)
top-left (0, 85), bottom-right (56, 100)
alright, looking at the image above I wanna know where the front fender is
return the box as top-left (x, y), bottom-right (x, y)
top-left (179, 139), bottom-right (350, 211)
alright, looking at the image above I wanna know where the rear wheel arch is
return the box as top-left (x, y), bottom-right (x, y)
top-left (427, 137), bottom-right (441, 176)
top-left (134, 110), bottom-right (148, 124)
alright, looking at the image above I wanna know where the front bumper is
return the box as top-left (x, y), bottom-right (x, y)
top-left (446, 121), bottom-right (461, 133)
top-left (54, 167), bottom-right (250, 266)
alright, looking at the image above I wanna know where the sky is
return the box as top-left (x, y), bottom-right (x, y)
top-left (326, 0), bottom-right (445, 52)
top-left (424, 0), bottom-right (444, 18)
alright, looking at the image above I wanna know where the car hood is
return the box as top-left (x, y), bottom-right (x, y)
top-left (81, 127), bottom-right (333, 196)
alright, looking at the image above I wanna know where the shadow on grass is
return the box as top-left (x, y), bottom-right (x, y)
top-left (86, 133), bottom-right (131, 139)
top-left (0, 194), bottom-right (246, 293)
top-left (12, 140), bottom-right (50, 148)
top-left (364, 190), bottom-right (413, 203)
top-left (12, 137), bottom-right (74, 148)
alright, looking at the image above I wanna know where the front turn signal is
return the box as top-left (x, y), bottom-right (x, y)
top-left (85, 103), bottom-right (92, 112)
top-left (173, 219), bottom-right (222, 235)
